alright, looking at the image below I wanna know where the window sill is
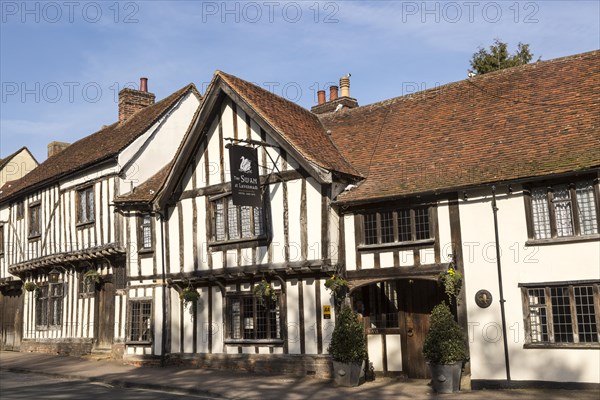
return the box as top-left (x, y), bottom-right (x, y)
top-left (209, 236), bottom-right (268, 250)
top-left (76, 221), bottom-right (95, 229)
top-left (28, 234), bottom-right (41, 241)
top-left (526, 234), bottom-right (600, 246)
top-left (524, 343), bottom-right (600, 349)
top-left (125, 341), bottom-right (153, 346)
top-left (138, 248), bottom-right (154, 256)
top-left (224, 339), bottom-right (284, 345)
top-left (358, 238), bottom-right (435, 251)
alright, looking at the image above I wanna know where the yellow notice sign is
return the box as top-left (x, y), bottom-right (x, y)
top-left (323, 305), bottom-right (331, 319)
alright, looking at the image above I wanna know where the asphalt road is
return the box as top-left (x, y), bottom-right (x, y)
top-left (0, 370), bottom-right (221, 400)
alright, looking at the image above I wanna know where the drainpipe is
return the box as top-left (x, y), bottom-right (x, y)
top-left (158, 209), bottom-right (168, 368)
top-left (491, 185), bottom-right (511, 381)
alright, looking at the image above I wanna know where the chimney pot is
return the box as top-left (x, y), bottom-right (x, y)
top-left (140, 77), bottom-right (148, 92)
top-left (317, 90), bottom-right (326, 105)
top-left (119, 77), bottom-right (155, 122)
top-left (340, 76), bottom-right (350, 97)
top-left (329, 85), bottom-right (339, 101)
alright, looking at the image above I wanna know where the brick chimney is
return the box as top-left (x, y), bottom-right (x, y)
top-left (311, 75), bottom-right (358, 115)
top-left (47, 141), bottom-right (70, 158)
top-left (118, 77), bottom-right (155, 123)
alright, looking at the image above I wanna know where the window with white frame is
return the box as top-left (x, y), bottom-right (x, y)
top-left (128, 300), bottom-right (152, 343)
top-left (362, 206), bottom-right (433, 246)
top-left (211, 195), bottom-right (265, 243)
top-left (522, 282), bottom-right (599, 347)
top-left (226, 294), bottom-right (281, 341)
top-left (528, 179), bottom-right (599, 240)
top-left (35, 283), bottom-right (63, 328)
top-left (77, 186), bottom-right (95, 224)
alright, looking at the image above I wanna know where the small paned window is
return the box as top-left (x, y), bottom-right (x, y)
top-left (77, 186), bottom-right (95, 224)
top-left (128, 300), bottom-right (152, 343)
top-left (226, 294), bottom-right (281, 341)
top-left (29, 203), bottom-right (41, 238)
top-left (528, 179), bottom-right (599, 240)
top-left (522, 282), bottom-right (599, 347)
top-left (212, 196), bottom-right (265, 243)
top-left (140, 214), bottom-right (152, 250)
top-left (362, 206), bottom-right (432, 246)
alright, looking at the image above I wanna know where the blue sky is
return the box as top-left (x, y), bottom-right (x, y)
top-left (1, 0), bottom-right (599, 162)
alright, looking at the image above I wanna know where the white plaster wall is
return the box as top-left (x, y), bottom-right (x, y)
top-left (286, 279), bottom-right (301, 354)
top-left (306, 178), bottom-right (322, 261)
top-left (118, 92), bottom-right (200, 191)
top-left (287, 179), bottom-right (303, 262)
top-left (302, 278), bottom-right (318, 354)
top-left (344, 214), bottom-right (356, 271)
top-left (461, 188), bottom-right (600, 384)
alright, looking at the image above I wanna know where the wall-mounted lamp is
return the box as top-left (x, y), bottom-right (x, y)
top-left (48, 267), bottom-right (62, 283)
top-left (507, 185), bottom-right (513, 195)
top-left (463, 191), bottom-right (468, 201)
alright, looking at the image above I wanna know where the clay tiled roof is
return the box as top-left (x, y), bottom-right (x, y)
top-left (1, 84), bottom-right (198, 202)
top-left (217, 71), bottom-right (359, 177)
top-left (321, 50), bottom-right (600, 204)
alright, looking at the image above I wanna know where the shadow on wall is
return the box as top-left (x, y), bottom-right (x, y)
top-left (475, 331), bottom-right (597, 387)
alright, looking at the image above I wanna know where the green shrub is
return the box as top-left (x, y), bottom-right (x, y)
top-left (423, 302), bottom-right (468, 364)
top-left (327, 305), bottom-right (367, 364)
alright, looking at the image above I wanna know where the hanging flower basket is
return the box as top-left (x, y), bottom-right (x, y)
top-left (438, 267), bottom-right (462, 304)
top-left (83, 270), bottom-right (102, 285)
top-left (180, 287), bottom-right (200, 306)
top-left (253, 279), bottom-right (277, 306)
top-left (24, 281), bottom-right (37, 292)
top-left (325, 275), bottom-right (349, 308)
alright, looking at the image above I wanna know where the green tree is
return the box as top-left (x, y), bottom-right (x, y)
top-left (470, 39), bottom-right (537, 75)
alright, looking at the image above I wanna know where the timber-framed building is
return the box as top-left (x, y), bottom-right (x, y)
top-left (1, 51), bottom-right (599, 388)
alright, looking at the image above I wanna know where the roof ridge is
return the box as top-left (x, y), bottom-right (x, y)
top-left (320, 49), bottom-right (600, 119)
top-left (1, 83), bottom-right (197, 203)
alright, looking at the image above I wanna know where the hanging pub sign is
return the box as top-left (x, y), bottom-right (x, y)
top-left (229, 144), bottom-right (262, 207)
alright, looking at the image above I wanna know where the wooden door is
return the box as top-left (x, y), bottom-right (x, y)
top-left (0, 288), bottom-right (23, 350)
top-left (95, 280), bottom-right (115, 349)
top-left (403, 279), bottom-right (445, 379)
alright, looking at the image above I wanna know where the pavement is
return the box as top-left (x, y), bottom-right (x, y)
top-left (1, 351), bottom-right (599, 399)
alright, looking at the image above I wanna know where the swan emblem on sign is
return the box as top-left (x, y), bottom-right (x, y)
top-left (239, 156), bottom-right (252, 173)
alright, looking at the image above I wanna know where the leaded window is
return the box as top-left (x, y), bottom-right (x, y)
top-left (212, 196), bottom-right (265, 243)
top-left (226, 294), bottom-right (281, 341)
top-left (140, 214), bottom-right (152, 250)
top-left (362, 206), bottom-right (433, 246)
top-left (522, 282), bottom-right (599, 346)
top-left (28, 203), bottom-right (41, 238)
top-left (35, 283), bottom-right (63, 328)
top-left (77, 186), bottom-right (95, 224)
top-left (128, 300), bottom-right (152, 343)
top-left (529, 179), bottom-right (599, 240)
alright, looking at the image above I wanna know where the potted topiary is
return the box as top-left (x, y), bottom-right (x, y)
top-left (327, 304), bottom-right (368, 387)
top-left (422, 302), bottom-right (468, 393)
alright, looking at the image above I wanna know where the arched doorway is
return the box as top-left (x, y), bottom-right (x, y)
top-left (351, 278), bottom-right (447, 378)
